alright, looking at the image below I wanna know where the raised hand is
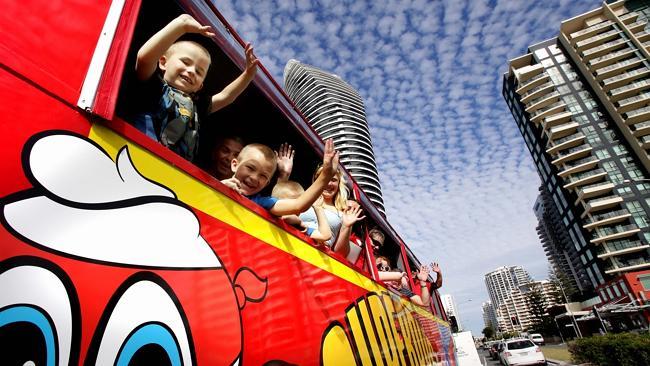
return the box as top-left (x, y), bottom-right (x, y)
top-left (431, 262), bottom-right (441, 274)
top-left (220, 177), bottom-right (242, 194)
top-left (244, 43), bottom-right (259, 72)
top-left (342, 205), bottom-right (365, 227)
top-left (275, 143), bottom-right (294, 180)
top-left (321, 139), bottom-right (340, 178)
top-left (178, 14), bottom-right (215, 37)
top-left (416, 265), bottom-right (430, 281)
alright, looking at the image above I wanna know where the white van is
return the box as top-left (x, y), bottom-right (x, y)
top-left (529, 333), bottom-right (545, 345)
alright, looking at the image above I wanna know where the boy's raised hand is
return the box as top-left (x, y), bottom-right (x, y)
top-left (178, 14), bottom-right (215, 37)
top-left (244, 43), bottom-right (260, 73)
top-left (275, 143), bottom-right (294, 181)
top-left (321, 139), bottom-right (340, 178)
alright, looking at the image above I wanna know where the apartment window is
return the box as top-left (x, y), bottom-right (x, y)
top-left (535, 48), bottom-right (550, 59)
top-left (581, 255), bottom-right (588, 265)
top-left (567, 210), bottom-right (574, 220)
top-left (617, 186), bottom-right (632, 195)
top-left (637, 183), bottom-right (650, 192)
top-left (613, 144), bottom-right (628, 156)
top-left (632, 212), bottom-right (650, 228)
top-left (541, 58), bottom-right (553, 67)
top-left (640, 275), bottom-right (650, 290)
top-left (606, 287), bottom-right (614, 299)
top-left (586, 250), bottom-right (594, 261)
top-left (574, 223), bottom-right (587, 247)
top-left (569, 230), bottom-right (580, 251)
top-left (595, 149), bottom-right (611, 159)
top-left (549, 44), bottom-right (563, 55)
top-left (593, 263), bottom-right (605, 284)
top-left (619, 280), bottom-right (629, 294)
top-left (587, 268), bottom-right (598, 288)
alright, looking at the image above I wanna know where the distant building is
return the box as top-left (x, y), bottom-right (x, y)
top-left (503, 0), bottom-right (650, 300)
top-left (482, 301), bottom-right (499, 331)
top-left (441, 294), bottom-right (462, 330)
top-left (484, 266), bottom-right (534, 332)
top-left (283, 59), bottom-right (385, 214)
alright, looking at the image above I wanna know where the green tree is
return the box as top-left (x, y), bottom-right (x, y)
top-left (548, 264), bottom-right (576, 302)
top-left (525, 285), bottom-right (556, 336)
top-left (482, 326), bottom-right (495, 339)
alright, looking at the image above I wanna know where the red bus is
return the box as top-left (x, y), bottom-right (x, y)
top-left (0, 0), bottom-right (456, 365)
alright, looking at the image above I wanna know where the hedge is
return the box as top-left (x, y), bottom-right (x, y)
top-left (568, 333), bottom-right (650, 366)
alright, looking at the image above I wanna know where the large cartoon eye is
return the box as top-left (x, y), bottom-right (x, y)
top-left (88, 273), bottom-right (193, 365)
top-left (0, 261), bottom-right (78, 366)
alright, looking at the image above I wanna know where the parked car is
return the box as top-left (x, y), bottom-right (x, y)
top-left (489, 341), bottom-right (501, 360)
top-left (529, 333), bottom-right (545, 346)
top-left (500, 339), bottom-right (546, 366)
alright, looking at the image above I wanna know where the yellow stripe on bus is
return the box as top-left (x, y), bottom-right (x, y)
top-left (89, 124), bottom-right (443, 323)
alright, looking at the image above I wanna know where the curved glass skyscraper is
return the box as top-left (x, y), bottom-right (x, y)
top-left (283, 59), bottom-right (385, 214)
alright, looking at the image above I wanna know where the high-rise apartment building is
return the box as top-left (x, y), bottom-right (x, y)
top-left (441, 294), bottom-right (462, 330)
top-left (283, 59), bottom-right (385, 214)
top-left (503, 0), bottom-right (650, 296)
top-left (484, 266), bottom-right (534, 332)
top-left (482, 301), bottom-right (499, 331)
top-left (533, 186), bottom-right (590, 297)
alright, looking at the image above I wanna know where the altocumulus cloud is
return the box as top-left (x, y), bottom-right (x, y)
top-left (215, 0), bottom-right (601, 334)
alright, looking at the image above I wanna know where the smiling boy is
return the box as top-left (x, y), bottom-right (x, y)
top-left (133, 14), bottom-right (258, 161)
top-left (221, 139), bottom-right (340, 217)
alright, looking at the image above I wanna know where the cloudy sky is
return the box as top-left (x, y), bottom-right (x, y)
top-left (216, 0), bottom-right (600, 335)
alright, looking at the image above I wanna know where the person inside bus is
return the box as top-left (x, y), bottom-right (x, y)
top-left (271, 181), bottom-right (332, 243)
top-left (375, 256), bottom-right (431, 307)
top-left (133, 14), bottom-right (258, 161)
top-left (210, 137), bottom-right (294, 182)
top-left (220, 139), bottom-right (339, 216)
top-left (298, 167), bottom-right (364, 256)
top-left (210, 135), bottom-right (244, 180)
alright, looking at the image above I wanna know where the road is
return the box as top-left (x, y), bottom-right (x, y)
top-left (476, 346), bottom-right (571, 366)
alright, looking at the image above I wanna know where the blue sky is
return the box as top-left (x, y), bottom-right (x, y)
top-left (217, 0), bottom-right (601, 336)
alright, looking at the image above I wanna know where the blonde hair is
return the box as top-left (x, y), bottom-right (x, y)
top-left (167, 40), bottom-right (211, 64)
top-left (272, 181), bottom-right (304, 199)
top-left (313, 166), bottom-right (348, 211)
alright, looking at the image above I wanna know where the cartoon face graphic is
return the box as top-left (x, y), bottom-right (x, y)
top-left (0, 131), bottom-right (266, 365)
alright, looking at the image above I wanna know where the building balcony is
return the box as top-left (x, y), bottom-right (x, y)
top-left (516, 72), bottom-right (550, 95)
top-left (584, 208), bottom-right (631, 230)
top-left (575, 29), bottom-right (620, 52)
top-left (542, 111), bottom-right (572, 130)
top-left (641, 135), bottom-right (650, 149)
top-left (588, 48), bottom-right (635, 71)
top-left (627, 20), bottom-right (648, 34)
top-left (515, 64), bottom-right (544, 84)
top-left (546, 132), bottom-right (585, 155)
top-left (548, 121), bottom-right (580, 141)
top-left (598, 241), bottom-right (648, 259)
top-left (632, 121), bottom-right (650, 137)
top-left (563, 168), bottom-right (607, 190)
top-left (576, 181), bottom-right (614, 203)
top-left (570, 20), bottom-right (613, 43)
top-left (520, 82), bottom-right (555, 104)
top-left (558, 156), bottom-right (599, 178)
top-left (625, 105), bottom-right (650, 124)
top-left (619, 12), bottom-right (639, 24)
top-left (552, 144), bottom-right (592, 165)
top-left (582, 39), bottom-right (628, 62)
top-left (609, 78), bottom-right (650, 102)
top-left (582, 195), bottom-right (624, 217)
top-left (531, 102), bottom-right (566, 123)
top-left (618, 92), bottom-right (650, 114)
top-left (605, 258), bottom-right (650, 275)
top-left (591, 224), bottom-right (640, 244)
top-left (525, 92), bottom-right (560, 114)
top-left (595, 57), bottom-right (642, 81)
top-left (603, 67), bottom-right (650, 92)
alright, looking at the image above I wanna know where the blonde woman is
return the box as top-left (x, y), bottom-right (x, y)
top-left (300, 166), bottom-right (364, 256)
